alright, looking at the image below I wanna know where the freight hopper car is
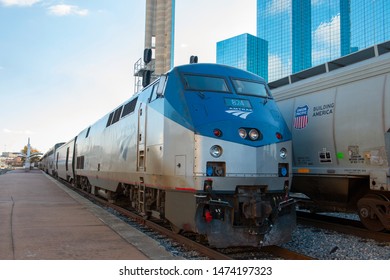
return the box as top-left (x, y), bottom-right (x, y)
top-left (53, 63), bottom-right (295, 248)
top-left (271, 42), bottom-right (390, 231)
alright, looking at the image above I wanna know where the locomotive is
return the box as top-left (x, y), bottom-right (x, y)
top-left (271, 41), bottom-right (390, 231)
top-left (42, 63), bottom-right (295, 248)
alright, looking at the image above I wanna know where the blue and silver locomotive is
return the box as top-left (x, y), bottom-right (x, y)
top-left (53, 63), bottom-right (295, 248)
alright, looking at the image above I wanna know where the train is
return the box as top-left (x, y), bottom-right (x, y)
top-left (40, 142), bottom-right (65, 176)
top-left (40, 63), bottom-right (296, 248)
top-left (271, 41), bottom-right (390, 231)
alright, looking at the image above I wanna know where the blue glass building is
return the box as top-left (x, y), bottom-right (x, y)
top-left (216, 33), bottom-right (268, 81)
top-left (257, 0), bottom-right (390, 82)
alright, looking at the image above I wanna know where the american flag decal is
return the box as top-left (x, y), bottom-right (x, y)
top-left (294, 105), bottom-right (309, 129)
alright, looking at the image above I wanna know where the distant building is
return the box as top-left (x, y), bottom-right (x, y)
top-left (0, 152), bottom-right (22, 168)
top-left (0, 155), bottom-right (5, 169)
top-left (257, 0), bottom-right (390, 81)
top-left (216, 33), bottom-right (268, 81)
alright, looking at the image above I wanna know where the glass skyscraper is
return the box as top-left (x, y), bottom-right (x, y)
top-left (257, 0), bottom-right (390, 82)
top-left (216, 33), bottom-right (268, 81)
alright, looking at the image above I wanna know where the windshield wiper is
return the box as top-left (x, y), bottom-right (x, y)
top-left (263, 95), bottom-right (269, 105)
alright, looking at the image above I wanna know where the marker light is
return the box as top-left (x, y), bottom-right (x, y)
top-left (210, 145), bottom-right (223, 158)
top-left (276, 132), bottom-right (283, 140)
top-left (213, 129), bottom-right (222, 137)
top-left (204, 209), bottom-right (213, 223)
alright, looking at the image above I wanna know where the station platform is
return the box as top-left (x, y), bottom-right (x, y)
top-left (0, 169), bottom-right (180, 260)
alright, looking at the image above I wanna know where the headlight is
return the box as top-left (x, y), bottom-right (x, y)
top-left (280, 148), bottom-right (287, 159)
top-left (238, 128), bottom-right (247, 139)
top-left (248, 129), bottom-right (260, 140)
top-left (210, 145), bottom-right (223, 158)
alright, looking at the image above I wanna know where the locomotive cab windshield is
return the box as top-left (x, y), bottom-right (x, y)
top-left (181, 72), bottom-right (272, 99)
top-left (182, 74), bottom-right (231, 93)
top-left (231, 78), bottom-right (271, 98)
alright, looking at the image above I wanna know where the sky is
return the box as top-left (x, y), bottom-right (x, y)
top-left (0, 0), bottom-right (256, 154)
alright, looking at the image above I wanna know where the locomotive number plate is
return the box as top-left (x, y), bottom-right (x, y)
top-left (224, 98), bottom-right (252, 109)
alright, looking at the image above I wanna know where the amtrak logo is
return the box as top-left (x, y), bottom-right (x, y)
top-left (225, 109), bottom-right (253, 119)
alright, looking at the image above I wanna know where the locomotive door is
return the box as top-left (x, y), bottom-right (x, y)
top-left (137, 102), bottom-right (147, 171)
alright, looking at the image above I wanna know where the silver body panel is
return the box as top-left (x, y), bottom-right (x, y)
top-left (40, 143), bottom-right (64, 176)
top-left (75, 103), bottom-right (292, 192)
top-left (56, 138), bottom-right (75, 183)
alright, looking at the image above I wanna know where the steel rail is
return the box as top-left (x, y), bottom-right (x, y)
top-left (297, 211), bottom-right (390, 243)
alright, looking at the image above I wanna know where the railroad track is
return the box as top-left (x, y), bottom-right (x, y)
top-left (59, 178), bottom-right (313, 260)
top-left (297, 211), bottom-right (390, 243)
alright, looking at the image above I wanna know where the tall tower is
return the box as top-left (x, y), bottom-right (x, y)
top-left (257, 0), bottom-right (312, 81)
top-left (145, 0), bottom-right (175, 75)
top-left (292, 0), bottom-right (311, 73)
top-left (257, 0), bottom-right (390, 82)
top-left (217, 33), bottom-right (268, 81)
top-left (134, 0), bottom-right (175, 93)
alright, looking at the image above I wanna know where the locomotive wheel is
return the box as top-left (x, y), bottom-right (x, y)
top-left (357, 194), bottom-right (388, 232)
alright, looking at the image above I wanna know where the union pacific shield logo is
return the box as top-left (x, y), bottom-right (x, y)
top-left (294, 105), bottom-right (309, 129)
